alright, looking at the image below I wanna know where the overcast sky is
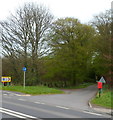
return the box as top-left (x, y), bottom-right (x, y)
top-left (0, 0), bottom-right (112, 23)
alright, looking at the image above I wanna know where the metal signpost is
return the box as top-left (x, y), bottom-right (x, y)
top-left (22, 67), bottom-right (27, 89)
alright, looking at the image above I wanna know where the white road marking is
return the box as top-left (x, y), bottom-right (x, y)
top-left (3, 94), bottom-right (7, 96)
top-left (35, 102), bottom-right (45, 104)
top-left (83, 111), bottom-right (102, 116)
top-left (3, 91), bottom-right (14, 94)
top-left (56, 106), bottom-right (69, 110)
top-left (15, 94), bottom-right (22, 96)
top-left (3, 93), bottom-right (31, 97)
top-left (0, 109), bottom-right (25, 118)
top-left (35, 102), bottom-right (41, 104)
top-left (18, 99), bottom-right (26, 101)
top-left (5, 92), bottom-right (11, 94)
top-left (40, 103), bottom-right (45, 104)
top-left (2, 91), bottom-right (31, 96)
top-left (0, 107), bottom-right (37, 119)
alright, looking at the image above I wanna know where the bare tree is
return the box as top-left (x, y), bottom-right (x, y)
top-left (0, 3), bottom-right (53, 85)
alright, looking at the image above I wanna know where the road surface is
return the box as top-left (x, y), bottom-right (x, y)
top-left (0, 85), bottom-right (112, 119)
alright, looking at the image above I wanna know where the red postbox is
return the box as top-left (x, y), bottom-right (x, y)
top-left (97, 82), bottom-right (102, 89)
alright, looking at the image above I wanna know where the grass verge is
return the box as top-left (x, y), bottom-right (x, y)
top-left (91, 87), bottom-right (113, 109)
top-left (0, 82), bottom-right (94, 94)
top-left (0, 85), bottom-right (64, 95)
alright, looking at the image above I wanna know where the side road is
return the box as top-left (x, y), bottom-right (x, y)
top-left (24, 84), bottom-right (112, 115)
top-left (22, 85), bottom-right (98, 111)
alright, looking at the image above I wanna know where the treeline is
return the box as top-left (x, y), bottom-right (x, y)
top-left (0, 3), bottom-right (113, 87)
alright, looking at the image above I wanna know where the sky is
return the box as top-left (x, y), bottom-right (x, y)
top-left (0, 0), bottom-right (112, 23)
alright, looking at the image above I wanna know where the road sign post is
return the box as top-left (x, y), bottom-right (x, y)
top-left (22, 67), bottom-right (27, 89)
top-left (24, 71), bottom-right (25, 89)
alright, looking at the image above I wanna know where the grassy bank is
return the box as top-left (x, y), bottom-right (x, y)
top-left (0, 82), bottom-right (94, 95)
top-left (91, 86), bottom-right (113, 109)
top-left (0, 85), bottom-right (64, 95)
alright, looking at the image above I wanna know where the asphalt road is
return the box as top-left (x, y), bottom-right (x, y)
top-left (0, 85), bottom-right (112, 120)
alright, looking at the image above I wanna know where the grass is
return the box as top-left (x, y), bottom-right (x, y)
top-left (91, 86), bottom-right (113, 109)
top-left (0, 82), bottom-right (94, 95)
top-left (0, 85), bottom-right (64, 95)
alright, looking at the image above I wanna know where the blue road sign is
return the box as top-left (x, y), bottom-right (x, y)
top-left (22, 67), bottom-right (27, 72)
